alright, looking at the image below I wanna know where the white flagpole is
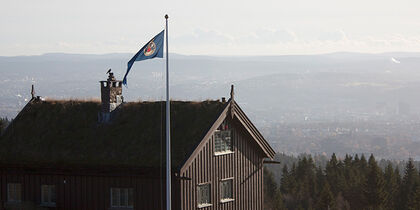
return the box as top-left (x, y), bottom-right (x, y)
top-left (165, 14), bottom-right (171, 210)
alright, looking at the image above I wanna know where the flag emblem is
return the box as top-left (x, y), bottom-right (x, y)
top-left (123, 30), bottom-right (164, 86)
top-left (144, 39), bottom-right (157, 56)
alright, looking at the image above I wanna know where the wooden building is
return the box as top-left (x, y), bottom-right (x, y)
top-left (0, 73), bottom-right (275, 210)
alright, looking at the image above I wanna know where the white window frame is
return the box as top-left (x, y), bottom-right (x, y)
top-left (197, 183), bottom-right (211, 208)
top-left (41, 185), bottom-right (56, 207)
top-left (214, 130), bottom-right (233, 155)
top-left (7, 183), bottom-right (22, 203)
top-left (220, 178), bottom-right (234, 203)
top-left (110, 187), bottom-right (134, 208)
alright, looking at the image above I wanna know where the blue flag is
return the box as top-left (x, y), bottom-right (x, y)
top-left (123, 30), bottom-right (165, 85)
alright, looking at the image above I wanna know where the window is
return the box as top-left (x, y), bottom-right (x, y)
top-left (7, 183), bottom-right (22, 203)
top-left (215, 121), bottom-right (232, 154)
top-left (197, 183), bottom-right (211, 207)
top-left (220, 179), bottom-right (233, 201)
top-left (111, 188), bottom-right (133, 208)
top-left (215, 130), bottom-right (232, 153)
top-left (41, 185), bottom-right (56, 206)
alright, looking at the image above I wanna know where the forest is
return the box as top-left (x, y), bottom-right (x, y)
top-left (264, 154), bottom-right (420, 210)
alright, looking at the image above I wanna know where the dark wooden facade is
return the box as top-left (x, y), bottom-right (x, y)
top-left (179, 117), bottom-right (266, 210)
top-left (0, 94), bottom-right (275, 210)
top-left (0, 167), bottom-right (170, 210)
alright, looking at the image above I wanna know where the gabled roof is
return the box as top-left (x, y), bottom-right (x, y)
top-left (0, 99), bottom-right (227, 169)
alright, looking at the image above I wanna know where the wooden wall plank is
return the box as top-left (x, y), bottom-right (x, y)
top-left (179, 118), bottom-right (266, 210)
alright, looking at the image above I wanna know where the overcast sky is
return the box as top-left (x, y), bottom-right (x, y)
top-left (1, 0), bottom-right (420, 56)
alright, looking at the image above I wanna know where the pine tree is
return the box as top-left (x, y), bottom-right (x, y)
top-left (335, 192), bottom-right (350, 210)
top-left (296, 156), bottom-right (317, 198)
top-left (353, 154), bottom-right (360, 163)
top-left (316, 166), bottom-right (325, 197)
top-left (326, 153), bottom-right (343, 195)
top-left (315, 182), bottom-right (335, 210)
top-left (264, 167), bottom-right (285, 210)
top-left (342, 154), bottom-right (354, 203)
top-left (343, 154), bottom-right (352, 168)
top-left (384, 162), bottom-right (399, 209)
top-left (280, 165), bottom-right (290, 194)
top-left (395, 166), bottom-right (402, 186)
top-left (398, 158), bottom-right (420, 210)
top-left (407, 185), bottom-right (420, 210)
top-left (353, 154), bottom-right (369, 208)
top-left (283, 156), bottom-right (316, 209)
top-left (307, 156), bottom-right (317, 196)
top-left (344, 153), bottom-right (367, 207)
top-left (364, 154), bottom-right (387, 209)
top-left (289, 163), bottom-right (298, 194)
top-left (280, 164), bottom-right (298, 209)
top-left (359, 154), bottom-right (368, 174)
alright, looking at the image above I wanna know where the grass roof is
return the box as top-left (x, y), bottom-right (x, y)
top-left (0, 100), bottom-right (227, 169)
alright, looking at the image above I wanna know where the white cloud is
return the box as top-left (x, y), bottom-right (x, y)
top-left (242, 28), bottom-right (298, 44)
top-left (318, 30), bottom-right (349, 42)
top-left (170, 28), bottom-right (420, 55)
top-left (174, 28), bottom-right (235, 46)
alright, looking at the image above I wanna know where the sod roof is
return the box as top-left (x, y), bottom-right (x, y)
top-left (0, 100), bottom-right (227, 169)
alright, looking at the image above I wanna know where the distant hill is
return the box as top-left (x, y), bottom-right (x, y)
top-left (2, 52), bottom-right (420, 159)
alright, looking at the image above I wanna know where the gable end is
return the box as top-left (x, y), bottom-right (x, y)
top-left (180, 100), bottom-right (275, 172)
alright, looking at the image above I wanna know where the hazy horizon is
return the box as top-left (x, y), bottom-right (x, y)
top-left (3, 50), bottom-right (420, 58)
top-left (2, 0), bottom-right (420, 56)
